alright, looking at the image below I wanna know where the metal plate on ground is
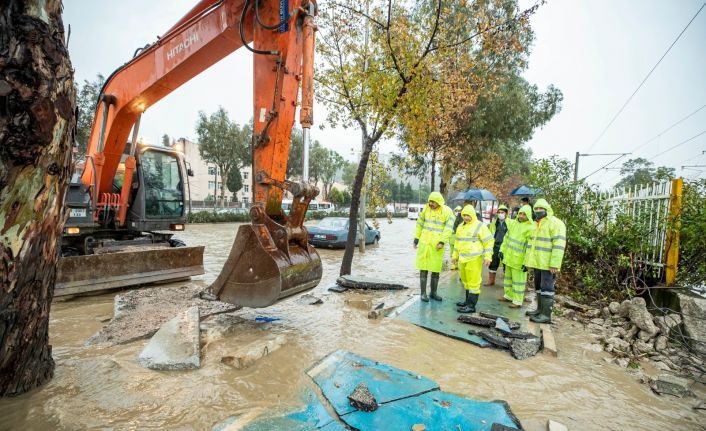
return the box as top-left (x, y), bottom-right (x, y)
top-left (306, 350), bottom-right (439, 416)
top-left (395, 274), bottom-right (534, 346)
top-left (342, 391), bottom-right (521, 431)
top-left (212, 388), bottom-right (344, 431)
top-left (307, 350), bottom-right (522, 431)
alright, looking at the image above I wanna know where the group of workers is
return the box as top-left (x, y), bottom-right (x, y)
top-left (413, 192), bottom-right (566, 324)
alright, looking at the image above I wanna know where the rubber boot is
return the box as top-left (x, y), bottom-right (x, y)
top-left (485, 272), bottom-right (496, 287)
top-left (458, 293), bottom-right (478, 313)
top-left (456, 290), bottom-right (469, 307)
top-left (530, 297), bottom-right (554, 323)
top-left (420, 271), bottom-right (429, 302)
top-left (430, 273), bottom-right (442, 301)
top-left (525, 292), bottom-right (542, 316)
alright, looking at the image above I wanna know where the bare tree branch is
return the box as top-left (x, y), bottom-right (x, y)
top-left (329, 1), bottom-right (387, 29)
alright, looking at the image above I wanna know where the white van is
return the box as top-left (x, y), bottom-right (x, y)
top-left (282, 199), bottom-right (320, 214)
top-left (407, 203), bottom-right (425, 220)
top-left (317, 201), bottom-right (335, 213)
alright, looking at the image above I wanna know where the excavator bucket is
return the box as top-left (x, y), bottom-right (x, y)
top-left (55, 246), bottom-right (205, 298)
top-left (208, 224), bottom-right (322, 308)
top-left (208, 181), bottom-right (322, 308)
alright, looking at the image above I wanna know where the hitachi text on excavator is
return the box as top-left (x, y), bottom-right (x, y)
top-left (57, 0), bottom-right (323, 307)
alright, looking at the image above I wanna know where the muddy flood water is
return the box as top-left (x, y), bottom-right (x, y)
top-left (1, 219), bottom-right (704, 430)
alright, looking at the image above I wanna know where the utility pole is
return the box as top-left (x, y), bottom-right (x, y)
top-left (358, 0), bottom-right (370, 253)
top-left (574, 152), bottom-right (631, 181)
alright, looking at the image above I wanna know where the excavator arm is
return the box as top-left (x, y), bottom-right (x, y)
top-left (81, 0), bottom-right (321, 306)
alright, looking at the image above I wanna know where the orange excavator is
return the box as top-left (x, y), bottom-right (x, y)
top-left (57, 0), bottom-right (322, 307)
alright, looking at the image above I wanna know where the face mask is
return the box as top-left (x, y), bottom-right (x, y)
top-left (535, 210), bottom-right (547, 220)
top-left (497, 213), bottom-right (506, 221)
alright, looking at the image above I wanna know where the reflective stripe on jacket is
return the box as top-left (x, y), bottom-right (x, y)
top-left (415, 204), bottom-right (455, 246)
top-left (452, 220), bottom-right (494, 263)
top-left (524, 200), bottom-right (566, 270)
top-left (499, 205), bottom-right (534, 269)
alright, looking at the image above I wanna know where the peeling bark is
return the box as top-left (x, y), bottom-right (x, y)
top-left (0, 0), bottom-right (75, 396)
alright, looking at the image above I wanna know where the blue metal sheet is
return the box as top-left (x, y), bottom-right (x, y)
top-left (396, 274), bottom-right (532, 346)
top-left (306, 350), bottom-right (440, 416)
top-left (341, 390), bottom-right (521, 431)
top-left (213, 388), bottom-right (339, 431)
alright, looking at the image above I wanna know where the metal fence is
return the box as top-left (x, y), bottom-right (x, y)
top-left (597, 179), bottom-right (680, 281)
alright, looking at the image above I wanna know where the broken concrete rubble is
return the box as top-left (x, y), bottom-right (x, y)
top-left (458, 315), bottom-right (520, 330)
top-left (336, 275), bottom-right (408, 290)
top-left (347, 382), bottom-right (378, 412)
top-left (137, 306), bottom-right (201, 371)
top-left (650, 374), bottom-right (692, 398)
top-left (468, 329), bottom-right (511, 349)
top-left (296, 293), bottom-right (323, 305)
top-left (627, 297), bottom-right (659, 339)
top-left (677, 293), bottom-right (706, 357)
top-left (220, 335), bottom-right (287, 369)
top-left (510, 337), bottom-right (542, 360)
top-left (87, 284), bottom-right (239, 346)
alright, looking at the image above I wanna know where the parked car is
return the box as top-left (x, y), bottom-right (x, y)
top-left (307, 217), bottom-right (380, 248)
top-left (217, 207), bottom-right (249, 215)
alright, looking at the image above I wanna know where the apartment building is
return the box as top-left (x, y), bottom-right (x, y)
top-left (173, 138), bottom-right (252, 206)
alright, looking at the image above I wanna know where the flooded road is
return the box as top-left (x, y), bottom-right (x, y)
top-left (1, 219), bottom-right (704, 430)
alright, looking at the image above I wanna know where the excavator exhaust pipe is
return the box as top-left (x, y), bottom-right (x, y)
top-left (208, 179), bottom-right (322, 307)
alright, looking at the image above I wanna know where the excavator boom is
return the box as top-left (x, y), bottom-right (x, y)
top-left (68, 0), bottom-right (322, 304)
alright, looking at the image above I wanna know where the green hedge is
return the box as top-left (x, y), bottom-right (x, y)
top-left (186, 210), bottom-right (409, 224)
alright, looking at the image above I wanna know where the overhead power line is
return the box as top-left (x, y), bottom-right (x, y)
top-left (585, 1), bottom-right (706, 153)
top-left (647, 130), bottom-right (706, 162)
top-left (603, 105), bottom-right (706, 184)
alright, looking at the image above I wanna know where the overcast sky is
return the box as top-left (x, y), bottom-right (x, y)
top-left (63, 0), bottom-right (706, 188)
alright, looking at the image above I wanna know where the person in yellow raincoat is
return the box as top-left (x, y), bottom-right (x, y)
top-left (499, 205), bottom-right (534, 308)
top-left (414, 192), bottom-right (455, 302)
top-left (524, 198), bottom-right (567, 323)
top-left (449, 206), bottom-right (462, 270)
top-left (451, 205), bottom-right (494, 313)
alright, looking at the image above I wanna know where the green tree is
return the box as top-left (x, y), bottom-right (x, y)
top-left (161, 134), bottom-right (170, 146)
top-left (195, 107), bottom-right (251, 208)
top-left (287, 127), bottom-right (303, 178)
top-left (74, 73), bottom-right (104, 159)
top-left (615, 158), bottom-right (675, 189)
top-left (404, 182), bottom-right (414, 204)
top-left (318, 149), bottom-right (346, 200)
top-left (226, 168), bottom-right (243, 198)
top-left (341, 161), bottom-right (358, 191)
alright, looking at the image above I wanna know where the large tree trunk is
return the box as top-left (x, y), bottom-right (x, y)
top-left (340, 138), bottom-right (374, 276)
top-left (0, 0), bottom-right (75, 397)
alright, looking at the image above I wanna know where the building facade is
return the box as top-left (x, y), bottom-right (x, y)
top-left (173, 138), bottom-right (252, 207)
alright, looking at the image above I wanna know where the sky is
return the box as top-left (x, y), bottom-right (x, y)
top-left (63, 0), bottom-right (706, 188)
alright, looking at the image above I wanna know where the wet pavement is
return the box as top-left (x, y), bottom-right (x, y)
top-left (0, 219), bottom-right (704, 430)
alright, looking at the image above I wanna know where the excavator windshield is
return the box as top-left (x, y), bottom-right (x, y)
top-left (141, 150), bottom-right (184, 219)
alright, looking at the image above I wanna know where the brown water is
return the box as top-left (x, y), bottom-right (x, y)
top-left (1, 219), bottom-right (704, 430)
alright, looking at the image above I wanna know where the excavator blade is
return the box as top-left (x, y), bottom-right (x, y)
top-left (209, 224), bottom-right (322, 308)
top-left (55, 246), bottom-right (205, 298)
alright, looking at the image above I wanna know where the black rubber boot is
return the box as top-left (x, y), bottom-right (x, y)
top-left (530, 297), bottom-right (554, 323)
top-left (420, 271), bottom-right (429, 302)
top-left (525, 292), bottom-right (542, 316)
top-left (430, 272), bottom-right (442, 301)
top-left (457, 293), bottom-right (478, 314)
top-left (456, 290), bottom-right (469, 307)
